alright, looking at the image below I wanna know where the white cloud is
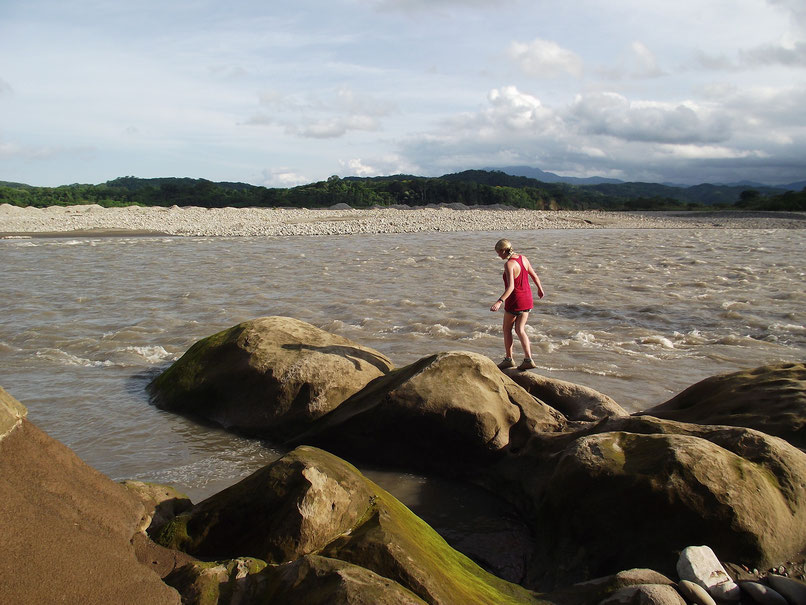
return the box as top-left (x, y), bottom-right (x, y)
top-left (657, 144), bottom-right (764, 160)
top-left (630, 41), bottom-right (665, 78)
top-left (508, 38), bottom-right (584, 78)
top-left (0, 77), bottom-right (12, 95)
top-left (259, 168), bottom-right (309, 187)
top-left (440, 86), bottom-right (559, 139)
top-left (340, 158), bottom-right (376, 176)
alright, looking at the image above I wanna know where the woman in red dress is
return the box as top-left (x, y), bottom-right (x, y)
top-left (489, 238), bottom-right (545, 370)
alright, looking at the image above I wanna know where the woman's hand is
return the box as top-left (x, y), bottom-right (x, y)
top-left (490, 299), bottom-right (503, 312)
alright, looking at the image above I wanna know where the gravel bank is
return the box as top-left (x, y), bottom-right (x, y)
top-left (1, 204), bottom-right (805, 237)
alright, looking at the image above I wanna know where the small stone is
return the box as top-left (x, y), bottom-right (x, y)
top-left (710, 581), bottom-right (741, 601)
top-left (677, 546), bottom-right (740, 601)
top-left (739, 581), bottom-right (788, 605)
top-left (677, 580), bottom-right (717, 605)
top-left (600, 584), bottom-right (685, 605)
top-left (767, 574), bottom-right (806, 605)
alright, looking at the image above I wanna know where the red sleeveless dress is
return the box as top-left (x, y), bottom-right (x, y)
top-left (503, 255), bottom-right (533, 313)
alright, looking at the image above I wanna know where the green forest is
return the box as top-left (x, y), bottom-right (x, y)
top-left (1, 171), bottom-right (804, 211)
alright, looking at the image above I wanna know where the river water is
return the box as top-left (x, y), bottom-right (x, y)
top-left (2, 229), bottom-right (804, 506)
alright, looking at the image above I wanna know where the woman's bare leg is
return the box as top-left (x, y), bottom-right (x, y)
top-left (514, 312), bottom-right (532, 359)
top-left (503, 312), bottom-right (516, 358)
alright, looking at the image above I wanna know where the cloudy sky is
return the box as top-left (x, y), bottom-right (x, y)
top-left (1, 0), bottom-right (805, 187)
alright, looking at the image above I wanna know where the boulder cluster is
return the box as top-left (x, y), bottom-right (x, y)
top-left (3, 316), bottom-right (806, 604)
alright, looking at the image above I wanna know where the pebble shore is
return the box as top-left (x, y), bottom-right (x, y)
top-left (1, 203), bottom-right (805, 237)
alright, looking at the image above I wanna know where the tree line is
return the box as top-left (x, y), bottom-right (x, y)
top-left (1, 171), bottom-right (803, 211)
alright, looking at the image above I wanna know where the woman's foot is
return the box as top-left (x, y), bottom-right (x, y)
top-left (518, 358), bottom-right (536, 370)
top-left (498, 357), bottom-right (515, 369)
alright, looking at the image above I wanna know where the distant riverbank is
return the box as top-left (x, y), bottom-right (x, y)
top-left (2, 204), bottom-right (805, 237)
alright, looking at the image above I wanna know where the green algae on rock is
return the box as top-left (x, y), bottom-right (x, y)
top-left (512, 416), bottom-right (806, 589)
top-left (153, 445), bottom-right (546, 605)
top-left (167, 554), bottom-right (430, 605)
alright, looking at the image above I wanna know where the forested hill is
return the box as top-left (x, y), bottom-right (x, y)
top-left (0, 171), bottom-right (803, 211)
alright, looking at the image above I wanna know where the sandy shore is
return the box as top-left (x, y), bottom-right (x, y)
top-left (1, 204), bottom-right (805, 237)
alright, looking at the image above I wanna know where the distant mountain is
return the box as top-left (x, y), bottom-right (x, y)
top-left (721, 179), bottom-right (805, 191)
top-left (485, 165), bottom-right (624, 185)
top-left (722, 180), bottom-right (771, 188)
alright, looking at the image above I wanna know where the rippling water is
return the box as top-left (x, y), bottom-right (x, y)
top-left (1, 229), bottom-right (804, 504)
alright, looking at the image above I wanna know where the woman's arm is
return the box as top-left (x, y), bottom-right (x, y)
top-left (524, 257), bottom-right (545, 299)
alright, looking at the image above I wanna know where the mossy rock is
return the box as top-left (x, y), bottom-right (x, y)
top-left (154, 445), bottom-right (545, 605)
top-left (121, 480), bottom-right (192, 534)
top-left (639, 362), bottom-right (806, 448)
top-left (259, 555), bottom-right (429, 605)
top-left (147, 316), bottom-right (394, 440)
top-left (515, 415), bottom-right (806, 589)
top-left (164, 557), bottom-right (267, 605)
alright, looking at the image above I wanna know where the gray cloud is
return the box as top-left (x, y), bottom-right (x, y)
top-left (740, 41), bottom-right (806, 67)
top-left (249, 87), bottom-right (394, 138)
top-left (567, 92), bottom-right (732, 144)
top-left (766, 0), bottom-right (806, 31)
top-left (392, 84), bottom-right (805, 185)
top-left (0, 138), bottom-right (95, 161)
top-left (363, 0), bottom-right (513, 10)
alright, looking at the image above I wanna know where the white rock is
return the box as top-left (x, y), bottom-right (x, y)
top-left (676, 545), bottom-right (740, 601)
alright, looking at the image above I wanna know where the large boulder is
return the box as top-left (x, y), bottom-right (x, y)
top-left (154, 445), bottom-right (544, 605)
top-left (639, 363), bottom-right (806, 448)
top-left (505, 415), bottom-right (806, 590)
top-left (289, 351), bottom-right (566, 473)
top-left (502, 369), bottom-right (628, 421)
top-left (148, 316), bottom-right (394, 440)
top-left (0, 388), bottom-right (180, 605)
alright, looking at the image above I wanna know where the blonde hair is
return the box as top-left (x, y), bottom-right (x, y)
top-left (495, 238), bottom-right (514, 258)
